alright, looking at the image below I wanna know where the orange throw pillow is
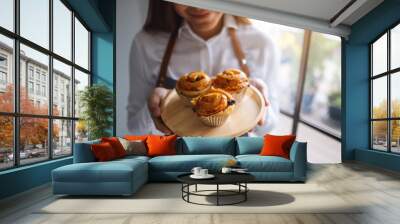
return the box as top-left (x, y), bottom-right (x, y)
top-left (259, 134), bottom-right (296, 159)
top-left (101, 137), bottom-right (127, 158)
top-left (91, 142), bottom-right (117, 161)
top-left (146, 135), bottom-right (177, 157)
top-left (124, 135), bottom-right (150, 141)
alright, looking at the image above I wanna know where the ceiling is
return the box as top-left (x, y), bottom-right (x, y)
top-left (168, 0), bottom-right (384, 37)
top-left (226, 0), bottom-right (352, 23)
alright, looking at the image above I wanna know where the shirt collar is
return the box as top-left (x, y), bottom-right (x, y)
top-left (177, 15), bottom-right (238, 39)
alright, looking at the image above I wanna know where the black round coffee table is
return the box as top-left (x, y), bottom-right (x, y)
top-left (177, 173), bottom-right (255, 206)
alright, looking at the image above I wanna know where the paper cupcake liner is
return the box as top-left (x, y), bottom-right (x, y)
top-left (199, 114), bottom-right (230, 127)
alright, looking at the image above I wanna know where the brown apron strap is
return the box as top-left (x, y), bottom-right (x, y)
top-left (157, 26), bottom-right (250, 87)
top-left (228, 27), bottom-right (250, 77)
top-left (156, 29), bottom-right (179, 87)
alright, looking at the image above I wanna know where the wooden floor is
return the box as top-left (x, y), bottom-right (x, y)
top-left (0, 162), bottom-right (400, 224)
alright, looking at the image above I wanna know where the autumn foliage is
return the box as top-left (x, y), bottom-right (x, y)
top-left (372, 99), bottom-right (400, 141)
top-left (0, 85), bottom-right (59, 150)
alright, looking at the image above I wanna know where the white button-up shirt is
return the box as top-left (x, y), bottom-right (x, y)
top-left (127, 15), bottom-right (280, 135)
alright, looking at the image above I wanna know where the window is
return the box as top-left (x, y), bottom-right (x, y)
top-left (300, 33), bottom-right (341, 137)
top-left (42, 85), bottom-right (46, 97)
top-left (35, 70), bottom-right (40, 81)
top-left (75, 18), bottom-right (90, 70)
top-left (0, 35), bottom-right (13, 113)
top-left (20, 0), bottom-right (49, 48)
top-left (252, 20), bottom-right (342, 140)
top-left (35, 83), bottom-right (40, 95)
top-left (53, 59), bottom-right (72, 117)
top-left (0, 55), bottom-right (7, 67)
top-left (0, 0), bottom-right (14, 32)
top-left (28, 81), bottom-right (34, 94)
top-left (53, 0), bottom-right (72, 60)
top-left (370, 23), bottom-right (400, 154)
top-left (0, 71), bottom-right (6, 85)
top-left (0, 116), bottom-right (13, 170)
top-left (28, 67), bottom-right (34, 80)
top-left (0, 0), bottom-right (91, 170)
top-left (53, 119), bottom-right (72, 158)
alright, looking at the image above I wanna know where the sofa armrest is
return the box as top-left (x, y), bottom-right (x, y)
top-left (73, 140), bottom-right (100, 163)
top-left (289, 141), bottom-right (307, 181)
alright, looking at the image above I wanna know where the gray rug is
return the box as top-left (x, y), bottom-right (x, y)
top-left (38, 183), bottom-right (362, 214)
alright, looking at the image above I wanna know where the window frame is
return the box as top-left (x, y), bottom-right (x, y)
top-left (369, 20), bottom-right (400, 154)
top-left (0, 0), bottom-right (92, 171)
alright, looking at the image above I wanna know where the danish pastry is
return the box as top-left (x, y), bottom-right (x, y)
top-left (191, 88), bottom-right (235, 127)
top-left (212, 69), bottom-right (249, 103)
top-left (176, 71), bottom-right (212, 106)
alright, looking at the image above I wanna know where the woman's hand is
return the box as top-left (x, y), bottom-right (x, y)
top-left (148, 87), bottom-right (172, 134)
top-left (249, 78), bottom-right (270, 126)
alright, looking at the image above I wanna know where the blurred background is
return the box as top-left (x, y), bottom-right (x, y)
top-left (252, 20), bottom-right (342, 164)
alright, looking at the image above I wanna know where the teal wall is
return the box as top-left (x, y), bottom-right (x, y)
top-left (0, 158), bottom-right (72, 199)
top-left (343, 0), bottom-right (400, 171)
top-left (91, 0), bottom-right (116, 135)
top-left (0, 0), bottom-right (116, 200)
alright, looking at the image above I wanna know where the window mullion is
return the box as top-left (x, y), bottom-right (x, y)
top-left (71, 10), bottom-right (76, 155)
top-left (388, 30), bottom-right (391, 153)
top-left (370, 45), bottom-right (373, 149)
top-left (13, 0), bottom-right (20, 167)
top-left (48, 0), bottom-right (54, 160)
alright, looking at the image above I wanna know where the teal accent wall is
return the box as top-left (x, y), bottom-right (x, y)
top-left (343, 0), bottom-right (400, 171)
top-left (0, 158), bottom-right (72, 199)
top-left (0, 0), bottom-right (116, 200)
top-left (92, 33), bottom-right (114, 87)
top-left (91, 0), bottom-right (116, 135)
top-left (66, 0), bottom-right (110, 32)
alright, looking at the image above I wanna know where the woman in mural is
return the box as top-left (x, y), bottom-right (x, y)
top-left (127, 0), bottom-right (280, 135)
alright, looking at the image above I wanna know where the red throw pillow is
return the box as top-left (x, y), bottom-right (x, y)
top-left (101, 137), bottom-right (127, 158)
top-left (146, 135), bottom-right (177, 157)
top-left (91, 142), bottom-right (117, 161)
top-left (259, 134), bottom-right (296, 159)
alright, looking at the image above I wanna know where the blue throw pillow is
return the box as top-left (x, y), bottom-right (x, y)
top-left (179, 137), bottom-right (235, 155)
top-left (73, 139), bottom-right (100, 163)
top-left (235, 137), bottom-right (263, 155)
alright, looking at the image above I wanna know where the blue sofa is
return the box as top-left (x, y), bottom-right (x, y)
top-left (52, 137), bottom-right (307, 196)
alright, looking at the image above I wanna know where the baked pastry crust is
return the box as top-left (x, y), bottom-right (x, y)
top-left (212, 69), bottom-right (249, 93)
top-left (192, 88), bottom-right (235, 117)
top-left (176, 71), bottom-right (212, 98)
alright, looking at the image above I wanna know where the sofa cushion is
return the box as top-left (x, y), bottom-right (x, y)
top-left (53, 158), bottom-right (147, 183)
top-left (236, 155), bottom-right (293, 172)
top-left (179, 137), bottom-right (235, 155)
top-left (235, 137), bottom-right (263, 155)
top-left (149, 154), bottom-right (235, 172)
top-left (73, 140), bottom-right (100, 163)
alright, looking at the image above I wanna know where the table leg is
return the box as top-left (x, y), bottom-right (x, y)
top-left (187, 184), bottom-right (190, 202)
top-left (245, 183), bottom-right (247, 201)
top-left (195, 184), bottom-right (197, 192)
top-left (181, 184), bottom-right (183, 199)
top-left (217, 184), bottom-right (219, 206)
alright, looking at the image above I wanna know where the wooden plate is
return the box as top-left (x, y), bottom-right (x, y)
top-left (161, 86), bottom-right (266, 137)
